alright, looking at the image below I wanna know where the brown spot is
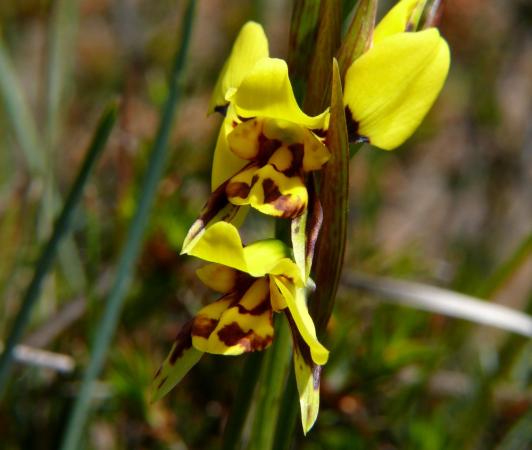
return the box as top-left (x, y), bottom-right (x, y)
top-left (154, 367), bottom-right (162, 379)
top-left (169, 320), bottom-right (194, 364)
top-left (285, 143), bottom-right (305, 177)
top-left (226, 181), bottom-right (251, 199)
top-left (192, 316), bottom-right (218, 339)
top-left (262, 178), bottom-right (282, 204)
top-left (157, 376), bottom-right (169, 389)
top-left (236, 298), bottom-right (271, 316)
top-left (214, 104), bottom-right (228, 116)
top-left (344, 106), bottom-right (369, 144)
top-left (311, 128), bottom-right (327, 138)
top-left (217, 321), bottom-right (273, 351)
top-left (312, 365), bottom-right (322, 390)
top-left (257, 135), bottom-right (282, 165)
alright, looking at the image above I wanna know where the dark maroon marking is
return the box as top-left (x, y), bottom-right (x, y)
top-left (262, 178), bottom-right (282, 204)
top-left (236, 298), bottom-right (271, 316)
top-left (285, 143), bottom-right (305, 177)
top-left (237, 115), bottom-right (253, 122)
top-left (154, 367), bottom-right (162, 379)
top-left (251, 174), bottom-right (259, 185)
top-left (257, 135), bottom-right (282, 166)
top-left (285, 311), bottom-right (313, 367)
top-left (192, 317), bottom-right (218, 339)
top-left (311, 128), bottom-right (327, 138)
top-left (169, 320), bottom-right (194, 364)
top-left (157, 376), bottom-right (169, 390)
top-left (305, 183), bottom-right (323, 264)
top-left (217, 321), bottom-right (273, 351)
top-left (214, 104), bottom-right (228, 116)
top-left (262, 177), bottom-right (306, 218)
top-left (226, 181), bottom-right (251, 199)
top-left (344, 106), bottom-right (370, 144)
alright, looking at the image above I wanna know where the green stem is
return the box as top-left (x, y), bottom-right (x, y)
top-left (272, 370), bottom-right (299, 450)
top-left (58, 2), bottom-right (196, 449)
top-left (0, 102), bottom-right (117, 397)
top-left (221, 352), bottom-right (264, 450)
top-left (248, 317), bottom-right (292, 450)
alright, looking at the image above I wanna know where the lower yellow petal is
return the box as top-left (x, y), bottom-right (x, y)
top-left (273, 277), bottom-right (329, 365)
top-left (193, 279), bottom-right (274, 355)
top-left (196, 264), bottom-right (239, 293)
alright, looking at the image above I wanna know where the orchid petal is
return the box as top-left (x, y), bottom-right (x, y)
top-left (151, 321), bottom-right (203, 402)
top-left (209, 21), bottom-right (269, 113)
top-left (230, 58), bottom-right (329, 131)
top-left (344, 29), bottom-right (450, 150)
top-left (273, 278), bottom-right (329, 365)
top-left (192, 279), bottom-right (274, 355)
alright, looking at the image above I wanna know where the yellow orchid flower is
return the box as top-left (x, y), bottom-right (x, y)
top-left (153, 222), bottom-right (329, 433)
top-left (343, 0), bottom-right (450, 150)
top-left (183, 23), bottom-right (330, 253)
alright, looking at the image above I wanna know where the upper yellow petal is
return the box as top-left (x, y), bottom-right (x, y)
top-left (374, 0), bottom-right (424, 43)
top-left (209, 21), bottom-right (269, 113)
top-left (230, 58), bottom-right (329, 130)
top-left (344, 29), bottom-right (450, 150)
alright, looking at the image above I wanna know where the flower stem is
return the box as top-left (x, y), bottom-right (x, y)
top-left (248, 316), bottom-right (292, 450)
top-left (221, 352), bottom-right (264, 450)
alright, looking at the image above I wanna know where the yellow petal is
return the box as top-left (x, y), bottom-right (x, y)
top-left (243, 241), bottom-right (292, 277)
top-left (292, 338), bottom-right (321, 434)
top-left (209, 21), bottom-right (269, 113)
top-left (273, 277), bottom-right (329, 365)
top-left (196, 263), bottom-right (238, 293)
top-left (151, 321), bottom-right (203, 402)
top-left (212, 106), bottom-right (249, 190)
top-left (269, 277), bottom-right (287, 311)
top-left (192, 279), bottom-right (273, 355)
top-left (344, 29), bottom-right (450, 150)
top-left (374, 0), bottom-right (423, 43)
top-left (186, 221), bottom-right (248, 272)
top-left (227, 164), bottom-right (308, 219)
top-left (230, 57), bottom-right (329, 131)
top-left (187, 221), bottom-right (294, 279)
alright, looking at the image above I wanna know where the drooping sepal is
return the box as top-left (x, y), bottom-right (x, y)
top-left (287, 311), bottom-right (322, 435)
top-left (151, 321), bottom-right (203, 402)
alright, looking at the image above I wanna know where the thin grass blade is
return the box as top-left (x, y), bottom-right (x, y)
top-left (343, 271), bottom-right (532, 337)
top-left (59, 2), bottom-right (196, 448)
top-left (0, 102), bottom-right (117, 396)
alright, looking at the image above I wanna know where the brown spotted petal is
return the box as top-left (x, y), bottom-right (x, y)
top-left (227, 163), bottom-right (307, 219)
top-left (151, 320), bottom-right (203, 402)
top-left (192, 278), bottom-right (274, 355)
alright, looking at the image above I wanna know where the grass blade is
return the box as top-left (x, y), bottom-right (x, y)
top-left (343, 271), bottom-right (532, 337)
top-left (58, 2), bottom-right (196, 448)
top-left (0, 38), bottom-right (45, 174)
top-left (0, 102), bottom-right (117, 396)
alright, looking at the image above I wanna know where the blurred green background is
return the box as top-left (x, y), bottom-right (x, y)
top-left (0, 0), bottom-right (531, 449)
